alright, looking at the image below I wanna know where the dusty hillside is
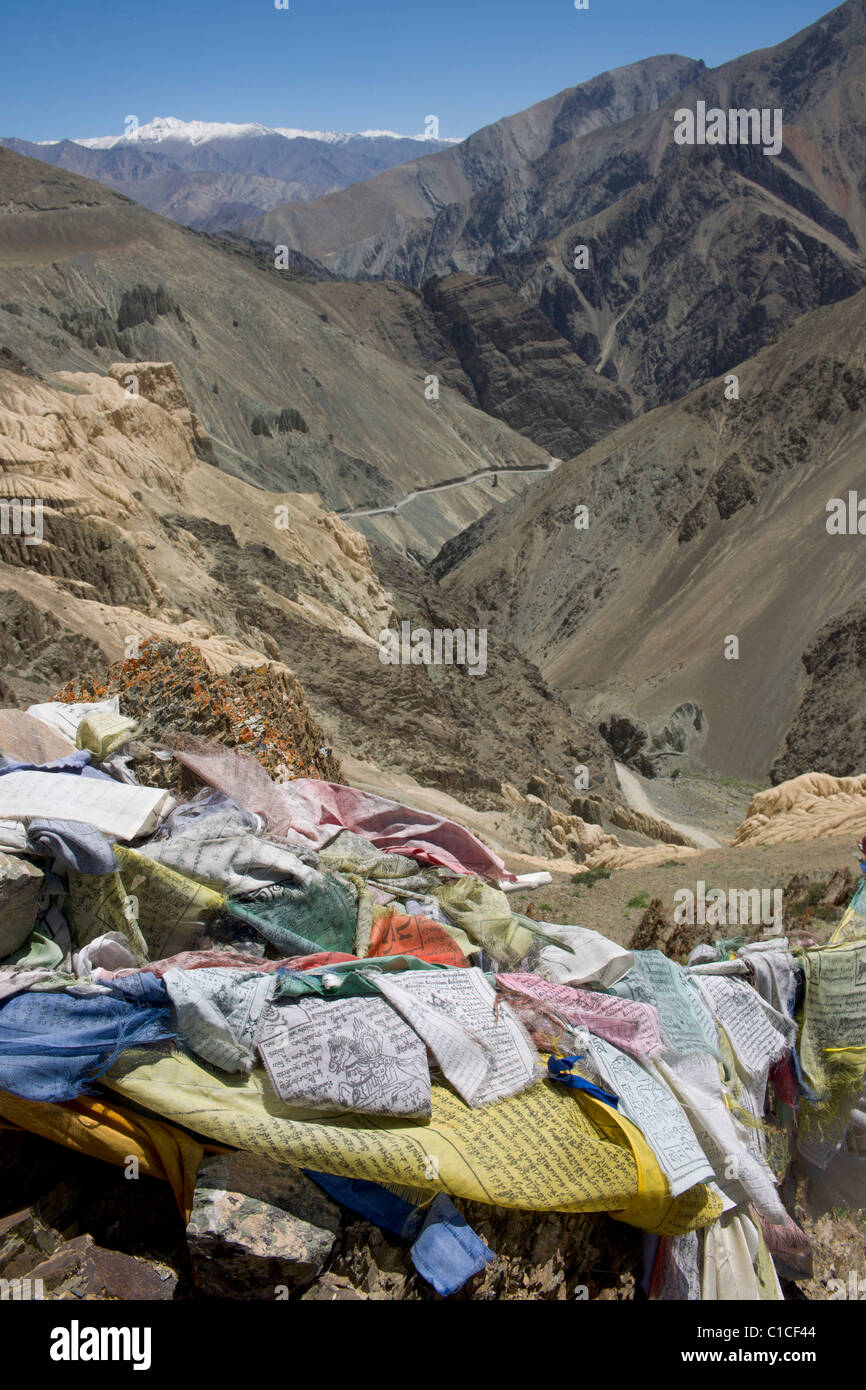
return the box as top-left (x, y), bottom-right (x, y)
top-left (0, 145), bottom-right (565, 558)
top-left (433, 289), bottom-right (866, 782)
top-left (0, 359), bottom-right (630, 846)
top-left (281, 270), bottom-right (633, 474)
top-left (771, 595), bottom-right (866, 781)
top-left (249, 54), bottom-right (705, 274)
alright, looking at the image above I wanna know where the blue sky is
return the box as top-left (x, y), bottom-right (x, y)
top-left (0, 0), bottom-right (841, 142)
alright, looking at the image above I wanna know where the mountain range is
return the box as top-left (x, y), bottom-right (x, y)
top-left (254, 1), bottom-right (866, 412)
top-left (0, 117), bottom-right (459, 234)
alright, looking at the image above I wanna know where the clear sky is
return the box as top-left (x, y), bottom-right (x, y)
top-left (0, 0), bottom-right (842, 143)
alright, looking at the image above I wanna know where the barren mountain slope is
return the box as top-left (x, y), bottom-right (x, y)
top-left (0, 145), bottom-right (586, 557)
top-left (771, 595), bottom-right (866, 782)
top-left (250, 54), bottom-right (704, 268)
top-left (0, 360), bottom-right (620, 829)
top-left (254, 1), bottom-right (866, 411)
top-left (283, 270), bottom-right (633, 464)
top-left (433, 288), bottom-right (866, 782)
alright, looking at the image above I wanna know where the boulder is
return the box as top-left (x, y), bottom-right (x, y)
top-left (186, 1152), bottom-right (340, 1299)
top-left (0, 1206), bottom-right (61, 1279)
top-left (25, 1234), bottom-right (177, 1300)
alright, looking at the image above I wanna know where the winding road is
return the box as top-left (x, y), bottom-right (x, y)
top-left (337, 458), bottom-right (561, 519)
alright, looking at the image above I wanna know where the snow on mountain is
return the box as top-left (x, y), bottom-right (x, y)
top-left (67, 116), bottom-right (461, 148)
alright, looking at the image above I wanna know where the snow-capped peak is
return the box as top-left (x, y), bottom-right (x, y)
top-left (69, 116), bottom-right (461, 149)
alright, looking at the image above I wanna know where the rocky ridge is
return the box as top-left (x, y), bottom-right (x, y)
top-left (771, 595), bottom-right (866, 783)
top-left (254, 2), bottom-right (866, 414)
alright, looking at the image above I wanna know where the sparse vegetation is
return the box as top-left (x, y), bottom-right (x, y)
top-left (571, 868), bottom-right (611, 889)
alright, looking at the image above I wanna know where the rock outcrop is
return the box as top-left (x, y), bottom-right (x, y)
top-left (422, 272), bottom-right (631, 458)
top-left (186, 1154), bottom-right (341, 1298)
top-left (732, 772), bottom-right (866, 846)
top-left (54, 639), bottom-right (342, 786)
top-left (771, 596), bottom-right (866, 783)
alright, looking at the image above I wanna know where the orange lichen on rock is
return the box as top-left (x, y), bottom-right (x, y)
top-left (52, 638), bottom-right (342, 785)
